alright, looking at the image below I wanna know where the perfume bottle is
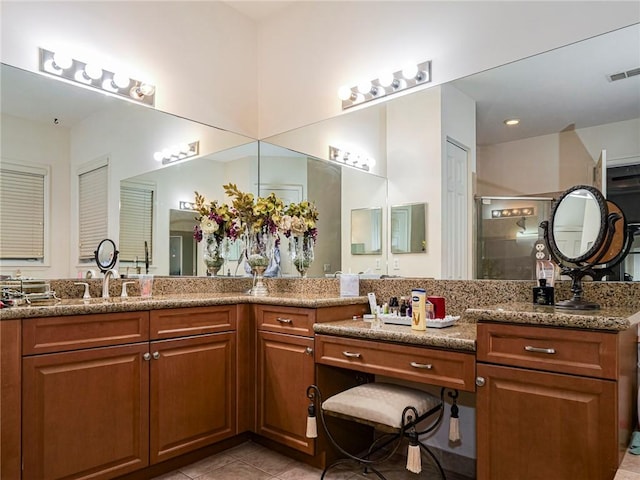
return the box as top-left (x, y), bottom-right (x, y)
top-left (533, 279), bottom-right (554, 305)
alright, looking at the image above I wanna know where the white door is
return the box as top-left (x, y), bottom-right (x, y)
top-left (443, 140), bottom-right (469, 279)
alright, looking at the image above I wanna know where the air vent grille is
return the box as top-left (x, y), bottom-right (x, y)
top-left (608, 67), bottom-right (640, 82)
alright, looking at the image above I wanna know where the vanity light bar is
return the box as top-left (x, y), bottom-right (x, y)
top-left (328, 145), bottom-right (374, 172)
top-left (154, 141), bottom-right (200, 165)
top-left (179, 201), bottom-right (197, 210)
top-left (38, 48), bottom-right (156, 106)
top-left (491, 207), bottom-right (535, 218)
top-left (338, 60), bottom-right (431, 110)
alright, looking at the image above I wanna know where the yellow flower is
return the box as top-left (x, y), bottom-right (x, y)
top-left (201, 218), bottom-right (219, 234)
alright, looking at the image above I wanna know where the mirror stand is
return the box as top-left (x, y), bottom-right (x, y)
top-left (553, 266), bottom-right (600, 310)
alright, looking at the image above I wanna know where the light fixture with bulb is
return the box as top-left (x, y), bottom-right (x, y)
top-left (328, 145), bottom-right (375, 172)
top-left (338, 60), bottom-right (431, 110)
top-left (504, 118), bottom-right (520, 126)
top-left (39, 48), bottom-right (156, 106)
top-left (154, 141), bottom-right (199, 165)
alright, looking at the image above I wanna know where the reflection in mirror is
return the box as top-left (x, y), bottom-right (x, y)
top-left (94, 239), bottom-right (118, 273)
top-left (0, 62), bottom-right (255, 279)
top-left (351, 208), bottom-right (383, 255)
top-left (123, 143), bottom-right (259, 277)
top-left (551, 188), bottom-right (604, 261)
top-left (263, 24), bottom-right (639, 279)
top-left (391, 203), bottom-right (427, 254)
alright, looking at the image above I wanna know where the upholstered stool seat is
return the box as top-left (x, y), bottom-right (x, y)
top-left (322, 382), bottom-right (441, 433)
top-left (306, 382), bottom-right (453, 479)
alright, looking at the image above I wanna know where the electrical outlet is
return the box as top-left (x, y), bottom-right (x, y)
top-left (323, 263), bottom-right (331, 273)
top-left (393, 259), bottom-right (400, 270)
top-left (375, 259), bottom-right (381, 270)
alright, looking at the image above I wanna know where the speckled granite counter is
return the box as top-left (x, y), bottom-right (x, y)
top-left (314, 318), bottom-right (477, 352)
top-left (464, 302), bottom-right (640, 331)
top-left (0, 293), bottom-right (368, 320)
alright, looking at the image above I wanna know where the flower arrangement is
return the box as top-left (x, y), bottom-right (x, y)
top-left (280, 200), bottom-right (319, 242)
top-left (192, 191), bottom-right (239, 243)
top-left (223, 183), bottom-right (284, 234)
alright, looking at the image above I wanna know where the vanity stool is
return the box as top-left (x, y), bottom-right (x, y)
top-left (306, 382), bottom-right (449, 479)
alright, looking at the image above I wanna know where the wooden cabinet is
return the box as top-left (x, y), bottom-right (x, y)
top-left (255, 303), bottom-right (367, 455)
top-left (20, 306), bottom-right (237, 480)
top-left (22, 343), bottom-right (150, 480)
top-left (476, 322), bottom-right (636, 480)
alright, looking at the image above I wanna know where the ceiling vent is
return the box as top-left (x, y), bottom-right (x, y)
top-left (607, 67), bottom-right (640, 82)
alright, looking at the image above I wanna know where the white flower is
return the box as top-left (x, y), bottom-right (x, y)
top-left (279, 215), bottom-right (292, 232)
top-left (201, 218), bottom-right (219, 234)
top-left (290, 216), bottom-right (307, 235)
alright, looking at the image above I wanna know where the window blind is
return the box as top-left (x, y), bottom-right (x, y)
top-left (78, 164), bottom-right (108, 260)
top-left (119, 183), bottom-right (153, 263)
top-left (0, 167), bottom-right (45, 259)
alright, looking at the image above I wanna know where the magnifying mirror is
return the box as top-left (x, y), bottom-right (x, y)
top-left (94, 239), bottom-right (119, 273)
top-left (542, 185), bottom-right (633, 310)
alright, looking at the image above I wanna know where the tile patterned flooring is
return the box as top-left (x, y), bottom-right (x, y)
top-left (152, 441), bottom-right (475, 480)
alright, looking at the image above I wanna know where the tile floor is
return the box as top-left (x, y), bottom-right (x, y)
top-left (152, 441), bottom-right (475, 480)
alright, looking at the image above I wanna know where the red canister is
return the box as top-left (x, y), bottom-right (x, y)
top-left (427, 296), bottom-right (446, 319)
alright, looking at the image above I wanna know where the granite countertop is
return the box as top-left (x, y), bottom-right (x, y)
top-left (0, 293), bottom-right (368, 320)
top-left (464, 302), bottom-right (640, 331)
top-left (314, 318), bottom-right (477, 352)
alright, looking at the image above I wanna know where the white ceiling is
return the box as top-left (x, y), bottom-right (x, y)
top-left (1, 23), bottom-right (638, 146)
top-left (223, 1), bottom-right (294, 21)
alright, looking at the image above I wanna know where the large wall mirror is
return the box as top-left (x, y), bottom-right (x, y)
top-left (1, 24), bottom-right (638, 280)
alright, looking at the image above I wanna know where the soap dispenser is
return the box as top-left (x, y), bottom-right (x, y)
top-left (533, 279), bottom-right (554, 305)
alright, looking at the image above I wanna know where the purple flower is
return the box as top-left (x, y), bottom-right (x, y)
top-left (193, 225), bottom-right (203, 242)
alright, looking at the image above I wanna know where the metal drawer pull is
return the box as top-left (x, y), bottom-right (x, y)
top-left (342, 351), bottom-right (362, 358)
top-left (524, 345), bottom-right (556, 355)
top-left (276, 317), bottom-right (293, 324)
top-left (410, 362), bottom-right (433, 369)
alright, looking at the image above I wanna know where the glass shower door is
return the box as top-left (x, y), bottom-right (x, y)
top-left (476, 196), bottom-right (554, 280)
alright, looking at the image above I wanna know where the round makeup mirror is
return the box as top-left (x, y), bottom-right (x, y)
top-left (94, 239), bottom-right (119, 273)
top-left (541, 185), bottom-right (633, 310)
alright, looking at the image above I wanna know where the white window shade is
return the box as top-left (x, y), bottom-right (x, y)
top-left (0, 166), bottom-right (46, 259)
top-left (119, 183), bottom-right (154, 263)
top-left (78, 164), bottom-right (108, 260)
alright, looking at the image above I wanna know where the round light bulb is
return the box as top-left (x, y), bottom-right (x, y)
top-left (162, 148), bottom-right (171, 159)
top-left (357, 80), bottom-right (372, 95)
top-left (171, 145), bottom-right (182, 157)
top-left (153, 151), bottom-right (164, 162)
top-left (112, 73), bottom-right (130, 89)
top-left (180, 143), bottom-right (191, 154)
top-left (378, 72), bottom-right (394, 87)
top-left (337, 85), bottom-right (353, 101)
top-left (402, 63), bottom-right (419, 80)
top-left (138, 83), bottom-right (155, 96)
top-left (84, 64), bottom-right (103, 80)
top-left (52, 52), bottom-right (73, 70)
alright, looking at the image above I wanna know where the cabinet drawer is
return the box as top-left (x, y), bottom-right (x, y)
top-left (150, 306), bottom-right (236, 339)
top-left (256, 305), bottom-right (315, 337)
top-left (477, 322), bottom-right (618, 379)
top-left (22, 311), bottom-right (149, 355)
top-left (315, 334), bottom-right (476, 392)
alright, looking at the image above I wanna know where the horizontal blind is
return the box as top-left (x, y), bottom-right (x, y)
top-left (119, 184), bottom-right (153, 262)
top-left (0, 168), bottom-right (45, 259)
top-left (79, 165), bottom-right (108, 260)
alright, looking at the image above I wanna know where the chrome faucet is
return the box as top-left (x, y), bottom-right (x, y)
top-left (102, 269), bottom-right (117, 299)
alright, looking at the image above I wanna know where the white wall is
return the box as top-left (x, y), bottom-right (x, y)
top-left (0, 115), bottom-right (70, 278)
top-left (0, 1), bottom-right (258, 137)
top-left (256, 1), bottom-right (639, 137)
top-left (477, 118), bottom-right (640, 196)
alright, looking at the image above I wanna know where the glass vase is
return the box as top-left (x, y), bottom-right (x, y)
top-left (244, 230), bottom-right (276, 296)
top-left (290, 235), bottom-right (314, 278)
top-left (203, 234), bottom-right (225, 276)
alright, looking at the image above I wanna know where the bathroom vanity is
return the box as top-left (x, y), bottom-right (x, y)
top-left (1, 284), bottom-right (638, 480)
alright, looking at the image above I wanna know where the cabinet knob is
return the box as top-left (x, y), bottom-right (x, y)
top-left (152, 351), bottom-right (160, 360)
top-left (476, 376), bottom-right (485, 387)
top-left (305, 347), bottom-right (313, 356)
top-left (143, 352), bottom-right (151, 361)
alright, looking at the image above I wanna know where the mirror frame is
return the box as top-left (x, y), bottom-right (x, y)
top-left (94, 238), bottom-right (119, 273)
top-left (547, 185), bottom-right (608, 265)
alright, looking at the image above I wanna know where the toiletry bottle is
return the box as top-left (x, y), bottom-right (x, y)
top-left (533, 279), bottom-right (554, 305)
top-left (411, 288), bottom-right (426, 331)
top-left (399, 297), bottom-right (407, 316)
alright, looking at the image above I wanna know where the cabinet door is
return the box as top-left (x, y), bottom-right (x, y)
top-left (22, 343), bottom-right (149, 480)
top-left (257, 331), bottom-right (315, 454)
top-left (150, 332), bottom-right (236, 464)
top-left (476, 363), bottom-right (617, 480)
